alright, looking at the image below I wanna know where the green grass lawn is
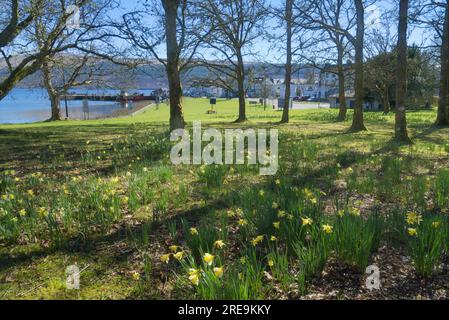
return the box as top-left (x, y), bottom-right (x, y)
top-left (1, 98), bottom-right (449, 300)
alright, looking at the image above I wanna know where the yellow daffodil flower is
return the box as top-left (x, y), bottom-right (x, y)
top-left (322, 224), bottom-right (333, 234)
top-left (132, 272), bottom-right (140, 281)
top-left (302, 217), bottom-right (313, 226)
top-left (406, 212), bottom-right (422, 225)
top-left (214, 240), bottom-right (225, 249)
top-left (190, 227), bottom-right (199, 236)
top-left (203, 253), bottom-right (215, 266)
top-left (408, 228), bottom-right (418, 237)
top-left (350, 207), bottom-right (361, 217)
top-left (432, 221), bottom-right (442, 229)
top-left (189, 273), bottom-right (200, 286)
top-left (174, 251), bottom-right (185, 261)
top-left (277, 210), bottom-right (286, 218)
top-left (251, 235), bottom-right (264, 246)
top-left (238, 219), bottom-right (248, 226)
top-left (213, 267), bottom-right (224, 278)
top-left (160, 254), bottom-right (171, 264)
top-left (38, 207), bottom-right (48, 218)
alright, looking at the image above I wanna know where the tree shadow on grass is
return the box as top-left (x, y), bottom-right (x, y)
top-left (0, 198), bottom-right (227, 274)
top-left (0, 122), bottom-right (168, 175)
top-left (413, 124), bottom-right (449, 141)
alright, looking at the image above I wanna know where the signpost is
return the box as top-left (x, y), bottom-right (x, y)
top-left (277, 98), bottom-right (293, 110)
top-left (208, 97), bottom-right (217, 114)
top-left (82, 98), bottom-right (89, 120)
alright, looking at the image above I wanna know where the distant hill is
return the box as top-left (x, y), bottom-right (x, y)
top-left (2, 54), bottom-right (322, 90)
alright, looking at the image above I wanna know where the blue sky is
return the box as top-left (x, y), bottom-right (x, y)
top-left (111, 0), bottom-right (429, 63)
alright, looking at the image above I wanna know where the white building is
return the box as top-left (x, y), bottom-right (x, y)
top-left (297, 72), bottom-right (339, 98)
top-left (185, 86), bottom-right (224, 98)
top-left (270, 79), bottom-right (298, 98)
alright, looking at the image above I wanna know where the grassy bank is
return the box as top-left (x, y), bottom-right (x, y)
top-left (1, 98), bottom-right (449, 300)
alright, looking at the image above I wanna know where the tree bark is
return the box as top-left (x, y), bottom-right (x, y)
top-left (0, 0), bottom-right (34, 49)
top-left (235, 51), bottom-right (247, 123)
top-left (349, 0), bottom-right (367, 132)
top-left (281, 0), bottom-right (293, 124)
top-left (436, 0), bottom-right (449, 126)
top-left (394, 0), bottom-right (411, 143)
top-left (337, 45), bottom-right (347, 121)
top-left (48, 92), bottom-right (62, 121)
top-left (383, 86), bottom-right (390, 114)
top-left (42, 59), bottom-right (61, 121)
top-left (0, 56), bottom-right (43, 100)
top-left (163, 0), bottom-right (186, 131)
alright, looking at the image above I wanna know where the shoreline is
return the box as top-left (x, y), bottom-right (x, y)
top-left (0, 100), bottom-right (155, 124)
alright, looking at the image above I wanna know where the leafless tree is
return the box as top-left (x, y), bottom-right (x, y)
top-left (280, 0), bottom-right (294, 123)
top-left (365, 10), bottom-right (397, 114)
top-left (349, 0), bottom-right (367, 131)
top-left (120, 0), bottom-right (209, 130)
top-left (435, 0), bottom-right (449, 126)
top-left (30, 0), bottom-right (120, 121)
top-left (0, 0), bottom-right (92, 100)
top-left (193, 0), bottom-right (269, 123)
top-left (409, 1), bottom-right (449, 123)
top-left (271, 0), bottom-right (311, 123)
top-left (296, 0), bottom-right (356, 121)
top-left (395, 0), bottom-right (411, 142)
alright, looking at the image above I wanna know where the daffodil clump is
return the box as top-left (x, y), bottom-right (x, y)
top-left (303, 188), bottom-right (318, 205)
top-left (407, 215), bottom-right (448, 278)
top-left (181, 252), bottom-right (225, 289)
top-left (3, 121), bottom-right (449, 300)
top-left (333, 211), bottom-right (384, 271)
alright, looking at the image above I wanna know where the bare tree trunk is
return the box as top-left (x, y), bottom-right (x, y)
top-left (42, 59), bottom-right (61, 121)
top-left (394, 0), bottom-right (411, 143)
top-left (235, 52), bottom-right (247, 123)
top-left (350, 0), bottom-right (367, 132)
top-left (436, 0), bottom-right (449, 126)
top-left (281, 0), bottom-right (293, 124)
top-left (337, 45), bottom-right (347, 121)
top-left (163, 0), bottom-right (185, 131)
top-left (383, 86), bottom-right (390, 114)
top-left (49, 92), bottom-right (61, 121)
